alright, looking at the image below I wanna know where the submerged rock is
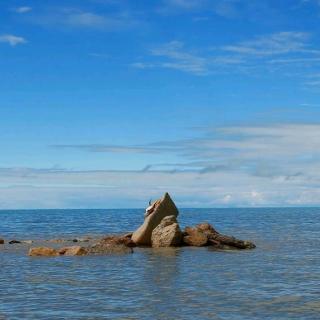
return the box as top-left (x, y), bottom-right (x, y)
top-left (72, 238), bottom-right (90, 243)
top-left (9, 240), bottom-right (21, 244)
top-left (58, 246), bottom-right (88, 256)
top-left (28, 247), bottom-right (59, 257)
top-left (47, 239), bottom-right (66, 243)
top-left (21, 240), bottom-right (33, 245)
top-left (151, 215), bottom-right (182, 248)
top-left (88, 240), bottom-right (133, 255)
top-left (132, 193), bottom-right (179, 246)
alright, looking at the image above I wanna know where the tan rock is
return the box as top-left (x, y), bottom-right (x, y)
top-left (88, 239), bottom-right (133, 255)
top-left (151, 215), bottom-right (182, 247)
top-left (58, 246), bottom-right (88, 256)
top-left (183, 227), bottom-right (208, 247)
top-left (28, 247), bottom-right (59, 257)
top-left (132, 193), bottom-right (179, 246)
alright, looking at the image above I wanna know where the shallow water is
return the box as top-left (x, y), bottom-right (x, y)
top-left (0, 208), bottom-right (319, 320)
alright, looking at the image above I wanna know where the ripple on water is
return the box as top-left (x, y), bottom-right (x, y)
top-left (0, 208), bottom-right (319, 319)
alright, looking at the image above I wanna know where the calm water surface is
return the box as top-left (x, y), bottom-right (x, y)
top-left (0, 208), bottom-right (319, 319)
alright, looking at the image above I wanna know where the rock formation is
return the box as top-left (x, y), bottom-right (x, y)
top-left (0, 238), bottom-right (4, 245)
top-left (26, 192), bottom-right (256, 257)
top-left (151, 215), bottom-right (182, 247)
top-left (28, 235), bottom-right (134, 257)
top-left (132, 192), bottom-right (179, 246)
top-left (183, 222), bottom-right (256, 249)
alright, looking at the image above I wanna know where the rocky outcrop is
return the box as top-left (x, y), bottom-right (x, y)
top-left (28, 247), bottom-right (59, 257)
top-left (28, 234), bottom-right (134, 257)
top-left (151, 215), bottom-right (182, 247)
top-left (183, 222), bottom-right (256, 250)
top-left (26, 193), bottom-right (255, 256)
top-left (132, 193), bottom-right (179, 246)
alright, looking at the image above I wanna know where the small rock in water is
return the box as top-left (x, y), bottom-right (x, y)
top-left (21, 240), bottom-right (33, 245)
top-left (28, 247), bottom-right (59, 257)
top-left (151, 215), bottom-right (182, 248)
top-left (47, 239), bottom-right (66, 243)
top-left (0, 239), bottom-right (4, 245)
top-left (71, 238), bottom-right (90, 243)
top-left (9, 240), bottom-right (21, 244)
top-left (58, 246), bottom-right (87, 256)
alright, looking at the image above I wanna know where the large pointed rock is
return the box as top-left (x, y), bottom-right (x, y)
top-left (132, 193), bottom-right (179, 246)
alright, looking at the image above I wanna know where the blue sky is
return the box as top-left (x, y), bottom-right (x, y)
top-left (1, 0), bottom-right (320, 208)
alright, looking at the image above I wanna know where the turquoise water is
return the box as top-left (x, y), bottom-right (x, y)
top-left (0, 208), bottom-right (319, 319)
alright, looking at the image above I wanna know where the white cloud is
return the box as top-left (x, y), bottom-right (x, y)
top-left (0, 165), bottom-right (315, 209)
top-left (24, 123), bottom-right (319, 208)
top-left (222, 32), bottom-right (312, 56)
top-left (0, 34), bottom-right (27, 46)
top-left (134, 41), bottom-right (209, 75)
top-left (29, 9), bottom-right (138, 31)
top-left (134, 32), bottom-right (320, 77)
top-left (66, 12), bottom-right (110, 28)
top-left (164, 0), bottom-right (204, 9)
top-left (14, 6), bottom-right (32, 13)
top-left (159, 0), bottom-right (240, 17)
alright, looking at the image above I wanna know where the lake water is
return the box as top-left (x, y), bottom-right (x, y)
top-left (0, 208), bottom-right (319, 319)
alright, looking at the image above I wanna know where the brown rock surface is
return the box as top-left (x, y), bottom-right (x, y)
top-left (102, 234), bottom-right (136, 248)
top-left (151, 215), bottom-right (182, 247)
top-left (132, 193), bottom-right (179, 246)
top-left (184, 222), bottom-right (256, 250)
top-left (88, 238), bottom-right (133, 255)
top-left (28, 247), bottom-right (59, 257)
top-left (58, 246), bottom-right (88, 256)
top-left (183, 227), bottom-right (208, 247)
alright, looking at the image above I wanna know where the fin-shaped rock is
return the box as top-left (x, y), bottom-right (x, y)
top-left (132, 193), bottom-right (179, 246)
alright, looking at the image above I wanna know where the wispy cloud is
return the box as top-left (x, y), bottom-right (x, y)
top-left (2, 123), bottom-right (320, 208)
top-left (133, 41), bottom-right (209, 75)
top-left (164, 0), bottom-right (205, 9)
top-left (133, 31), bottom-right (320, 76)
top-left (54, 123), bottom-right (320, 179)
top-left (13, 6), bottom-right (32, 13)
top-left (159, 0), bottom-right (241, 18)
top-left (27, 8), bottom-right (138, 31)
top-left (303, 74), bottom-right (320, 88)
top-left (0, 34), bottom-right (27, 46)
top-left (221, 32), bottom-right (313, 56)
